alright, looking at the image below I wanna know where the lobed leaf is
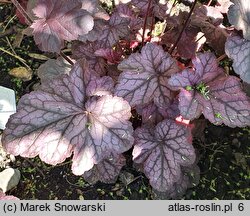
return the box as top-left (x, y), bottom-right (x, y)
top-left (98, 12), bottom-right (130, 48)
top-left (94, 48), bottom-right (122, 65)
top-left (72, 41), bottom-right (106, 76)
top-left (79, 0), bottom-right (110, 42)
top-left (162, 10), bottom-right (200, 58)
top-left (72, 95), bottom-right (134, 175)
top-left (199, 23), bottom-right (229, 55)
top-left (115, 4), bottom-right (143, 32)
top-left (2, 61), bottom-right (134, 175)
top-left (163, 26), bottom-right (199, 59)
top-left (136, 100), bottom-right (180, 125)
top-left (165, 164), bottom-right (200, 199)
top-left (133, 119), bottom-right (195, 192)
top-left (193, 5), bottom-right (224, 25)
top-left (191, 5), bottom-right (229, 55)
top-left (31, 0), bottom-right (94, 52)
top-left (37, 57), bottom-right (73, 83)
top-left (136, 102), bottom-right (166, 125)
top-left (79, 19), bottom-right (106, 43)
top-left (115, 43), bottom-right (179, 107)
top-left (131, 0), bottom-right (156, 14)
top-left (228, 0), bottom-right (250, 40)
top-left (86, 76), bottom-right (114, 97)
top-left (169, 52), bottom-right (250, 127)
top-left (225, 36), bottom-right (250, 84)
top-left (83, 154), bottom-right (126, 184)
top-left (153, 164), bottom-right (200, 199)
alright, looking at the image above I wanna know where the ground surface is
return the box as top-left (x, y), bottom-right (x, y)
top-left (0, 2), bottom-right (249, 200)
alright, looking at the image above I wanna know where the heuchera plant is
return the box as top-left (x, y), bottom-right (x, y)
top-left (2, 0), bottom-right (250, 199)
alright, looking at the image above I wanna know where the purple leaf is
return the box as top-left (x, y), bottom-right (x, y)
top-left (131, 0), bottom-right (156, 14)
top-left (136, 102), bottom-right (166, 125)
top-left (79, 0), bottom-right (110, 42)
top-left (83, 154), bottom-right (126, 184)
top-left (153, 164), bottom-right (200, 199)
top-left (115, 43), bottom-right (180, 107)
top-left (169, 52), bottom-right (225, 91)
top-left (133, 119), bottom-right (195, 192)
top-left (72, 41), bottom-right (106, 76)
top-left (193, 5), bottom-right (223, 26)
top-left (2, 61), bottom-right (134, 176)
top-left (164, 164), bottom-right (200, 199)
top-left (115, 4), bottom-right (143, 32)
top-left (94, 48), bottom-right (122, 65)
top-left (115, 3), bottom-right (134, 18)
top-left (72, 95), bottom-right (134, 175)
top-left (199, 23), bottom-right (229, 55)
top-left (31, 0), bottom-right (94, 52)
top-left (132, 0), bottom-right (166, 19)
top-left (136, 100), bottom-right (180, 125)
top-left (81, 0), bottom-right (109, 20)
top-left (225, 36), bottom-right (250, 84)
top-left (228, 0), bottom-right (250, 40)
top-left (165, 99), bottom-right (181, 120)
top-left (168, 52), bottom-right (250, 127)
top-left (98, 12), bottom-right (130, 48)
top-left (163, 25), bottom-right (199, 58)
top-left (191, 5), bottom-right (229, 55)
top-left (86, 76), bottom-right (114, 97)
top-left (37, 56), bottom-right (73, 83)
top-left (106, 64), bottom-right (122, 82)
top-left (79, 19), bottom-right (106, 43)
top-left (163, 10), bottom-right (201, 58)
top-left (154, 1), bottom-right (168, 20)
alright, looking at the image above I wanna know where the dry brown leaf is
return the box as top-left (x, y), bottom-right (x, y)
top-left (8, 67), bottom-right (32, 81)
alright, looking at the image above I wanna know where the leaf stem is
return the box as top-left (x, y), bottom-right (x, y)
top-left (141, 0), bottom-right (153, 47)
top-left (60, 51), bottom-right (74, 65)
top-left (0, 46), bottom-right (31, 70)
top-left (3, 14), bottom-right (17, 32)
top-left (207, 0), bottom-right (213, 6)
top-left (195, 33), bottom-right (205, 43)
top-left (148, 12), bottom-right (155, 42)
top-left (169, 0), bottom-right (198, 55)
top-left (24, 158), bottom-right (45, 179)
top-left (217, 53), bottom-right (227, 62)
top-left (0, 0), bottom-right (11, 3)
top-left (11, 0), bottom-right (33, 25)
top-left (0, 26), bottom-right (16, 38)
top-left (169, 0), bottom-right (178, 15)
